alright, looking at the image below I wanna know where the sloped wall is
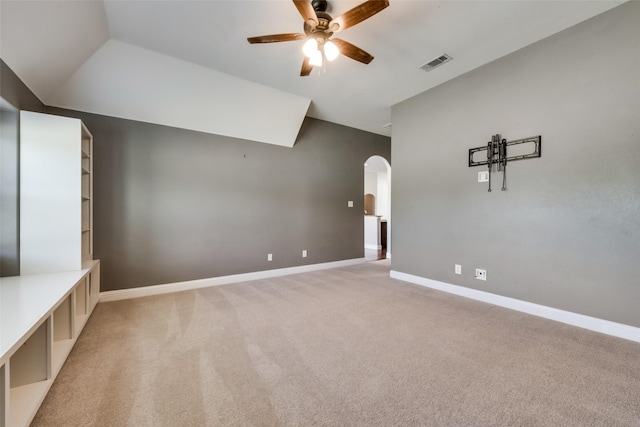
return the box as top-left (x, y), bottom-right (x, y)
top-left (47, 40), bottom-right (311, 148)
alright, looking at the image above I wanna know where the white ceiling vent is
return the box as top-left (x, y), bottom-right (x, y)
top-left (419, 53), bottom-right (453, 72)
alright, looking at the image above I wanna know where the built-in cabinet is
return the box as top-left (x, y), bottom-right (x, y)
top-left (0, 265), bottom-right (99, 427)
top-left (19, 111), bottom-right (94, 274)
top-left (0, 112), bottom-right (99, 427)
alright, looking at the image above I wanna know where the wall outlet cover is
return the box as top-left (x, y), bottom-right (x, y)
top-left (455, 264), bottom-right (462, 275)
top-left (267, 253), bottom-right (273, 261)
top-left (478, 171), bottom-right (489, 182)
top-left (348, 201), bottom-right (354, 207)
top-left (302, 250), bottom-right (307, 258)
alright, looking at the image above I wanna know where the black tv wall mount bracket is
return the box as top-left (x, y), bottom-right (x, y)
top-left (468, 134), bottom-right (541, 192)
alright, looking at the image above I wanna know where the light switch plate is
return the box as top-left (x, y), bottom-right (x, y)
top-left (455, 264), bottom-right (462, 275)
top-left (478, 171), bottom-right (489, 182)
top-left (348, 201), bottom-right (354, 207)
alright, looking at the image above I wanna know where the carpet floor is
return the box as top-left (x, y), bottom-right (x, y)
top-left (33, 261), bottom-right (640, 426)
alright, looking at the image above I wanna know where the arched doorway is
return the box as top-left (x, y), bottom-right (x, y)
top-left (364, 155), bottom-right (391, 261)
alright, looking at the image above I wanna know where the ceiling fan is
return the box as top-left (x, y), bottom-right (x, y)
top-left (247, 0), bottom-right (390, 76)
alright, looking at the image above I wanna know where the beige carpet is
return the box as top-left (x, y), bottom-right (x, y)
top-left (33, 261), bottom-right (640, 426)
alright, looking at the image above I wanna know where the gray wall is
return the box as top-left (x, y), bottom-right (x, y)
top-left (45, 108), bottom-right (390, 291)
top-left (391, 2), bottom-right (640, 327)
top-left (1, 58), bottom-right (390, 288)
top-left (0, 60), bottom-right (45, 277)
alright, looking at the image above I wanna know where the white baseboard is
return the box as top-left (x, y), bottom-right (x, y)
top-left (100, 258), bottom-right (365, 302)
top-left (390, 270), bottom-right (640, 344)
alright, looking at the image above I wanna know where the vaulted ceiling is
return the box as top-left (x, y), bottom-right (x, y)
top-left (0, 1), bottom-right (625, 147)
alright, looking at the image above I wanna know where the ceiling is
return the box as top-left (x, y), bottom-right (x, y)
top-left (0, 0), bottom-right (625, 143)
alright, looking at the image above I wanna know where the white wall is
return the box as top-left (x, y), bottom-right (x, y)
top-left (376, 171), bottom-right (389, 218)
top-left (365, 156), bottom-right (391, 218)
top-left (48, 40), bottom-right (310, 148)
top-left (365, 171), bottom-right (378, 203)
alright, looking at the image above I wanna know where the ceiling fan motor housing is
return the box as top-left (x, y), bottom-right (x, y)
top-left (304, 11), bottom-right (333, 38)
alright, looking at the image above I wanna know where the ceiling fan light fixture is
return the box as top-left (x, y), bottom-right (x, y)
top-left (248, 0), bottom-right (390, 76)
top-left (303, 38), bottom-right (318, 58)
top-left (309, 49), bottom-right (323, 66)
top-left (324, 40), bottom-right (340, 61)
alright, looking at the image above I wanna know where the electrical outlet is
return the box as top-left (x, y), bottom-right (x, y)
top-left (475, 268), bottom-right (486, 281)
top-left (455, 264), bottom-right (462, 275)
top-left (267, 253), bottom-right (273, 262)
top-left (302, 250), bottom-right (307, 258)
top-left (348, 201), bottom-right (354, 207)
top-left (478, 171), bottom-right (489, 182)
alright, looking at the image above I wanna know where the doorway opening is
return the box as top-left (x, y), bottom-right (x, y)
top-left (364, 155), bottom-right (391, 262)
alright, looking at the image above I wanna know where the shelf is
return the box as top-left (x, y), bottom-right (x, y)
top-left (8, 112), bottom-right (97, 426)
top-left (9, 322), bottom-right (48, 393)
top-left (52, 339), bottom-right (74, 375)
top-left (81, 174), bottom-right (90, 199)
top-left (81, 233), bottom-right (92, 263)
top-left (74, 314), bottom-right (89, 334)
top-left (1, 263), bottom-right (100, 427)
top-left (20, 112), bottom-right (97, 275)
top-left (9, 380), bottom-right (51, 427)
top-left (1, 271), bottom-right (87, 360)
top-left (82, 200), bottom-right (91, 230)
top-left (81, 133), bottom-right (91, 158)
top-left (53, 294), bottom-right (72, 342)
top-left (75, 281), bottom-right (87, 316)
top-left (88, 270), bottom-right (99, 310)
top-left (81, 260), bottom-right (100, 271)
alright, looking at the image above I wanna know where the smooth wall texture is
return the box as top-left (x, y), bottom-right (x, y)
top-left (45, 107), bottom-right (390, 291)
top-left (0, 60), bottom-right (45, 277)
top-left (391, 2), bottom-right (640, 327)
top-left (48, 40), bottom-right (311, 148)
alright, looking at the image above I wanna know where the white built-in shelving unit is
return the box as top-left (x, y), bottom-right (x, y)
top-left (0, 265), bottom-right (100, 427)
top-left (81, 132), bottom-right (93, 264)
top-left (0, 112), bottom-right (100, 427)
top-left (19, 111), bottom-right (94, 274)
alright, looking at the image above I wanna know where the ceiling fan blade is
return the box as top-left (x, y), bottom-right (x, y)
top-left (300, 57), bottom-right (313, 76)
top-left (328, 0), bottom-right (389, 32)
top-left (247, 33), bottom-right (308, 44)
top-left (332, 38), bottom-right (374, 64)
top-left (293, 0), bottom-right (318, 28)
